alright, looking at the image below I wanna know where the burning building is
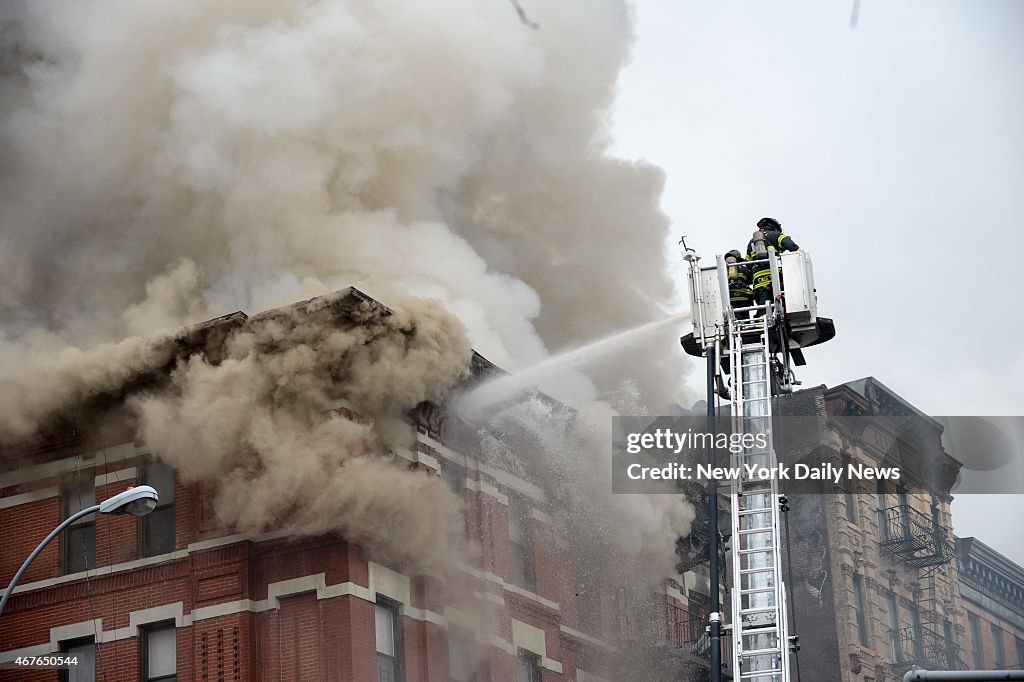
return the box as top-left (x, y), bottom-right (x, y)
top-left (0, 288), bottom-right (699, 681)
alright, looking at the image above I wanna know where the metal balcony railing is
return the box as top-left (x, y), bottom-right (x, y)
top-left (616, 602), bottom-right (721, 662)
top-left (881, 505), bottom-right (955, 568)
top-left (894, 626), bottom-right (966, 671)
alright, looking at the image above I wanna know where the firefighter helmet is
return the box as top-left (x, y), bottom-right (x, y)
top-left (725, 249), bottom-right (743, 261)
top-left (757, 217), bottom-right (781, 231)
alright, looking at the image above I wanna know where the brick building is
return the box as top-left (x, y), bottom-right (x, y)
top-left (955, 536), bottom-right (1024, 670)
top-left (0, 289), bottom-right (706, 682)
top-left (777, 377), bottom-right (965, 682)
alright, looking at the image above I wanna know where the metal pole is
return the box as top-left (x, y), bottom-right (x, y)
top-left (904, 669), bottom-right (1024, 682)
top-left (768, 248), bottom-right (783, 322)
top-left (707, 343), bottom-right (722, 682)
top-left (0, 504), bottom-right (100, 618)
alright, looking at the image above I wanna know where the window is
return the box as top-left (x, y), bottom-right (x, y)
top-left (896, 487), bottom-right (911, 537)
top-left (875, 481), bottom-right (888, 542)
top-left (60, 637), bottom-right (95, 682)
top-left (909, 603), bottom-right (923, 659)
top-left (844, 486), bottom-right (858, 524)
top-left (140, 459), bottom-right (176, 557)
top-left (376, 600), bottom-right (403, 682)
top-left (886, 592), bottom-right (901, 661)
top-left (967, 613), bottom-right (982, 667)
top-left (516, 650), bottom-right (541, 682)
top-left (575, 583), bottom-right (602, 634)
top-left (63, 474), bottom-right (95, 574)
top-left (1016, 637), bottom-right (1024, 669)
top-left (508, 494), bottom-right (535, 591)
top-left (852, 574), bottom-right (869, 647)
top-left (447, 628), bottom-right (477, 682)
top-left (991, 624), bottom-right (1005, 668)
top-left (142, 624), bottom-right (176, 682)
top-left (440, 459), bottom-right (468, 537)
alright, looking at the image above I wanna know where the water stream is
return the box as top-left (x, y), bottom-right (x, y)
top-left (455, 312), bottom-right (691, 419)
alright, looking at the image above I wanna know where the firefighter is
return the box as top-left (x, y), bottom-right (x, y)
top-left (746, 217), bottom-right (800, 306)
top-left (725, 249), bottom-right (753, 315)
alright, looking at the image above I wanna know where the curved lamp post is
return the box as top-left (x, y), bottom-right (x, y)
top-left (0, 485), bottom-right (159, 618)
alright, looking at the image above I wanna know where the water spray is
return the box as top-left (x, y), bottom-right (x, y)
top-left (454, 312), bottom-right (691, 420)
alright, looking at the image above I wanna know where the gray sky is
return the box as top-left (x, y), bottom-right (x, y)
top-left (609, 1), bottom-right (1024, 562)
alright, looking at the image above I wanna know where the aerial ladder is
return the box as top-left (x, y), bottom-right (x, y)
top-left (680, 239), bottom-right (835, 682)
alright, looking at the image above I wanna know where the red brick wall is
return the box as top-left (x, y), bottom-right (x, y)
top-left (2, 446), bottom-right (692, 682)
top-left (1, 496), bottom-right (61, 586)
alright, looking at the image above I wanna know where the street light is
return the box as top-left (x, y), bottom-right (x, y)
top-left (0, 485), bottom-right (159, 618)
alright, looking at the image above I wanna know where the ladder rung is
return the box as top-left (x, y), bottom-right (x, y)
top-left (739, 587), bottom-right (777, 595)
top-left (738, 625), bottom-right (780, 634)
top-left (739, 604), bottom-right (780, 614)
top-left (737, 543), bottom-right (776, 551)
top-left (737, 663), bottom-right (782, 675)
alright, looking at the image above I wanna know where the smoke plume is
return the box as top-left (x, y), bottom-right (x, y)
top-left (0, 0), bottom-right (693, 630)
top-left (134, 293), bottom-right (474, 569)
top-left (0, 0), bottom-right (683, 403)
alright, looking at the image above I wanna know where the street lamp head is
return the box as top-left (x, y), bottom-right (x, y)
top-left (98, 485), bottom-right (159, 517)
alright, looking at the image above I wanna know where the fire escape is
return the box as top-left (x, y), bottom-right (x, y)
top-left (615, 593), bottom-right (732, 682)
top-left (881, 503), bottom-right (954, 569)
top-left (881, 501), bottom-right (964, 671)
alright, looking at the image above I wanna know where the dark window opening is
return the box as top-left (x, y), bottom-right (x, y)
top-left (886, 592), bottom-right (901, 661)
top-left (844, 487), bottom-right (858, 524)
top-left (896, 487), bottom-right (911, 537)
top-left (508, 494), bottom-right (535, 592)
top-left (853, 574), bottom-right (869, 647)
top-left (967, 613), bottom-right (982, 668)
top-left (440, 459), bottom-right (468, 537)
top-left (992, 624), bottom-right (1005, 669)
top-left (140, 459), bottom-right (176, 557)
top-left (909, 603), bottom-right (923, 659)
top-left (63, 474), bottom-right (95, 574)
top-left (516, 650), bottom-right (541, 682)
top-left (875, 481), bottom-right (888, 542)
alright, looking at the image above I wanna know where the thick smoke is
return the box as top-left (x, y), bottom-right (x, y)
top-left (0, 292), bottom-right (474, 570)
top-left (134, 293), bottom-right (474, 570)
top-left (0, 332), bottom-right (179, 441)
top-left (1, 0), bottom-right (694, 654)
top-left (0, 0), bottom-right (684, 405)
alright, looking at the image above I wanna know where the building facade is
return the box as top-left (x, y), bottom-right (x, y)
top-left (956, 536), bottom-right (1024, 670)
top-left (0, 290), bottom-right (706, 682)
top-left (779, 377), bottom-right (964, 682)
